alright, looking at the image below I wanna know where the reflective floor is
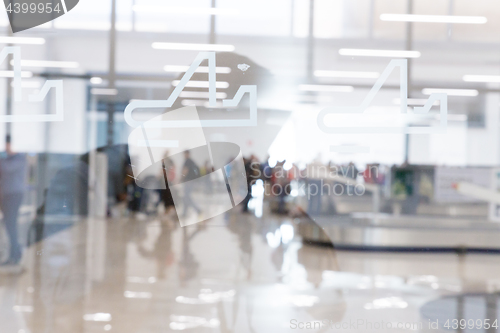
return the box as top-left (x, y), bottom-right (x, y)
top-left (2, 207), bottom-right (500, 333)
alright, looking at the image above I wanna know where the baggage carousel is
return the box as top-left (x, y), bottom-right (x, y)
top-left (297, 213), bottom-right (500, 253)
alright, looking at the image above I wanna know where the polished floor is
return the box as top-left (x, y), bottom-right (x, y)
top-left (1, 207), bottom-right (500, 333)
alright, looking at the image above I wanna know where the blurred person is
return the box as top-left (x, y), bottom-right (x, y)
top-left (160, 152), bottom-right (177, 218)
top-left (273, 160), bottom-right (290, 215)
top-left (344, 161), bottom-right (358, 195)
top-left (242, 155), bottom-right (259, 213)
top-left (125, 164), bottom-right (144, 215)
top-left (306, 160), bottom-right (324, 216)
top-left (260, 155), bottom-right (272, 183)
top-left (0, 135), bottom-right (27, 272)
top-left (181, 150), bottom-right (201, 217)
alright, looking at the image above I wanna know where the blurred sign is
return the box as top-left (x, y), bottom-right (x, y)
top-left (124, 52), bottom-right (257, 129)
top-left (0, 46), bottom-right (63, 122)
top-left (434, 167), bottom-right (490, 203)
top-left (317, 59), bottom-right (448, 154)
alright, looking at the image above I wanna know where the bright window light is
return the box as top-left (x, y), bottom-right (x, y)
top-left (11, 60), bottom-right (79, 69)
top-left (314, 70), bottom-right (379, 79)
top-left (422, 88), bottom-right (478, 97)
top-left (463, 75), bottom-right (500, 83)
top-left (380, 14), bottom-right (487, 24)
top-left (339, 49), bottom-right (421, 58)
top-left (164, 65), bottom-right (231, 74)
top-left (152, 43), bottom-right (235, 52)
top-left (299, 84), bottom-right (354, 92)
top-left (172, 80), bottom-right (229, 89)
top-left (133, 6), bottom-right (239, 16)
top-left (0, 36), bottom-right (45, 44)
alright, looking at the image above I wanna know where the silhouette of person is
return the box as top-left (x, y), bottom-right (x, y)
top-left (0, 135), bottom-right (27, 269)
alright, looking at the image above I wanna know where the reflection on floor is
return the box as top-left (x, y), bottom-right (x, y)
top-left (1, 210), bottom-right (500, 332)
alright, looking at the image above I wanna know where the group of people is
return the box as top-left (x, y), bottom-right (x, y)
top-left (127, 150), bottom-right (205, 219)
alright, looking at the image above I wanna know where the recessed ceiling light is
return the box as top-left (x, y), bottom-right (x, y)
top-left (91, 88), bottom-right (118, 96)
top-left (164, 65), bottom-right (231, 74)
top-left (380, 14), bottom-right (487, 24)
top-left (11, 60), bottom-right (79, 69)
top-left (0, 70), bottom-right (32, 78)
top-left (463, 75), bottom-right (500, 83)
top-left (133, 6), bottom-right (239, 16)
top-left (0, 36), bottom-right (45, 45)
top-left (339, 49), bottom-right (421, 58)
top-left (90, 77), bottom-right (103, 84)
top-left (298, 84), bottom-right (354, 92)
top-left (422, 88), bottom-right (478, 97)
top-left (153, 42), bottom-right (235, 52)
top-left (314, 70), bottom-right (380, 79)
top-left (179, 91), bottom-right (227, 99)
top-left (172, 80), bottom-right (229, 89)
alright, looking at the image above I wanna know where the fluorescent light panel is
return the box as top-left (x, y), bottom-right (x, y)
top-left (393, 98), bottom-right (440, 106)
top-left (422, 88), bottom-right (478, 97)
top-left (299, 84), bottom-right (354, 92)
top-left (91, 88), bottom-right (118, 96)
top-left (179, 91), bottom-right (227, 99)
top-left (164, 65), bottom-right (231, 74)
top-left (314, 70), bottom-right (379, 79)
top-left (172, 80), bottom-right (229, 88)
top-left (133, 5), bottom-right (238, 16)
top-left (153, 42), bottom-right (235, 52)
top-left (11, 81), bottom-right (41, 88)
top-left (181, 99), bottom-right (207, 107)
top-left (463, 75), bottom-right (500, 83)
top-left (11, 60), bottom-right (79, 69)
top-left (0, 36), bottom-right (45, 44)
top-left (339, 49), bottom-right (421, 58)
top-left (0, 70), bottom-right (32, 78)
top-left (380, 14), bottom-right (487, 24)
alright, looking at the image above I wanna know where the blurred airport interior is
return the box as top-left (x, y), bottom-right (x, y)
top-left (0, 0), bottom-right (500, 332)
